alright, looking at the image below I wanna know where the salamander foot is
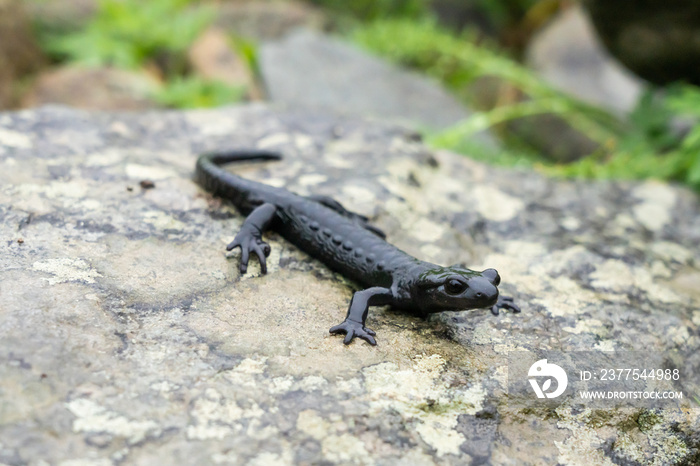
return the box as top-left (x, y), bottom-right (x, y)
top-left (227, 233), bottom-right (271, 274)
top-left (491, 295), bottom-right (520, 316)
top-left (330, 319), bottom-right (377, 345)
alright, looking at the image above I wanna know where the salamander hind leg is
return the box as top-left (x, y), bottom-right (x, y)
top-left (490, 295), bottom-right (521, 316)
top-left (306, 195), bottom-right (368, 221)
top-left (226, 203), bottom-right (276, 274)
top-left (307, 194), bottom-right (386, 239)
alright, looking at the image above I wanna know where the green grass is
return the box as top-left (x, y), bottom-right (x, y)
top-left (35, 0), bottom-right (249, 109)
top-left (353, 19), bottom-right (624, 143)
top-left (41, 0), bottom-right (213, 71)
top-left (30, 0), bottom-right (700, 187)
top-left (352, 18), bottom-right (700, 192)
top-left (551, 86), bottom-right (700, 189)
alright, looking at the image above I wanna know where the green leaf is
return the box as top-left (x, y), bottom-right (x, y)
top-left (687, 153), bottom-right (700, 185)
top-left (39, 0), bottom-right (213, 70)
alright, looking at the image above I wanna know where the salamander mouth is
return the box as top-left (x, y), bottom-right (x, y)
top-left (465, 276), bottom-right (499, 308)
top-left (461, 293), bottom-right (497, 310)
top-left (481, 294), bottom-right (499, 308)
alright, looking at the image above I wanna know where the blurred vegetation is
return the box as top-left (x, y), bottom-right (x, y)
top-left (549, 87), bottom-right (700, 188)
top-left (472, 0), bottom-right (540, 31)
top-left (353, 19), bottom-right (622, 143)
top-left (350, 17), bottom-right (700, 192)
top-left (153, 77), bottom-right (246, 109)
top-left (37, 0), bottom-right (244, 108)
top-left (29, 0), bottom-right (700, 191)
top-left (307, 0), bottom-right (429, 22)
top-left (41, 0), bottom-right (210, 71)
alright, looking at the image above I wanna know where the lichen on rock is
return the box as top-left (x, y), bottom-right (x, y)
top-left (1, 105), bottom-right (699, 464)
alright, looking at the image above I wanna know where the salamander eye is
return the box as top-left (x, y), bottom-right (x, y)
top-left (444, 279), bottom-right (467, 295)
top-left (482, 268), bottom-right (500, 286)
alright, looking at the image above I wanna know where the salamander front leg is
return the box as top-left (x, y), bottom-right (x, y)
top-left (226, 203), bottom-right (276, 274)
top-left (330, 287), bottom-right (393, 345)
top-left (491, 295), bottom-right (521, 316)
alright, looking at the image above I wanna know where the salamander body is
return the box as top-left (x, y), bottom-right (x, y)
top-left (195, 151), bottom-right (519, 345)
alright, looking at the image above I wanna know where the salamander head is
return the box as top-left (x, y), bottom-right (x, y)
top-left (413, 265), bottom-right (500, 313)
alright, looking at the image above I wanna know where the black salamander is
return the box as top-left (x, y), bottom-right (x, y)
top-left (195, 150), bottom-right (520, 345)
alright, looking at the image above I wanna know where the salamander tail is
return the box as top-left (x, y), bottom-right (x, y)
top-left (195, 150), bottom-right (282, 206)
top-left (198, 150), bottom-right (282, 167)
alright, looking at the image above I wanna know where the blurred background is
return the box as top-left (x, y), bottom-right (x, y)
top-left (2, 0), bottom-right (700, 192)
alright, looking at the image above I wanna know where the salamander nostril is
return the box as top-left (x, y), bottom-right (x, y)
top-left (476, 292), bottom-right (484, 299)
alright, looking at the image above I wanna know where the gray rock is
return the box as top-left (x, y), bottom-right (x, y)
top-left (1, 104), bottom-right (699, 464)
top-left (22, 66), bottom-right (161, 111)
top-left (259, 29), bottom-right (490, 139)
top-left (187, 27), bottom-right (262, 101)
top-left (527, 4), bottom-right (644, 115)
top-left (214, 0), bottom-right (326, 41)
top-left (506, 111), bottom-right (601, 163)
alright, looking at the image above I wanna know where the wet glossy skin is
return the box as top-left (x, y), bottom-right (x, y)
top-left (195, 150), bottom-right (520, 345)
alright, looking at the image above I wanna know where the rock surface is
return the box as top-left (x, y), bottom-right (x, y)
top-left (259, 29), bottom-right (490, 138)
top-left (1, 104), bottom-right (700, 465)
